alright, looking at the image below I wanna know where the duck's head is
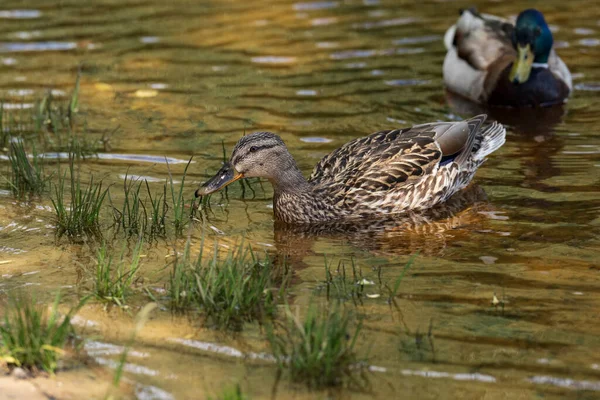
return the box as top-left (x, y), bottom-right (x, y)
top-left (196, 132), bottom-right (297, 196)
top-left (509, 9), bottom-right (553, 85)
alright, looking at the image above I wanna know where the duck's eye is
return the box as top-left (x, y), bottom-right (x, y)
top-left (249, 146), bottom-right (258, 153)
top-left (534, 26), bottom-right (542, 37)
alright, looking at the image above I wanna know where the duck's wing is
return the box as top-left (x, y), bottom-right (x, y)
top-left (443, 8), bottom-right (515, 102)
top-left (548, 50), bottom-right (573, 92)
top-left (310, 116), bottom-right (503, 213)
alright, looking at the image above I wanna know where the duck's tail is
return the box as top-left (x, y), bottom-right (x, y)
top-left (472, 120), bottom-right (506, 161)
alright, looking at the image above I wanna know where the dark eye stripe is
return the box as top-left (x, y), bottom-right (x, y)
top-left (233, 143), bottom-right (278, 164)
top-left (247, 143), bottom-right (277, 153)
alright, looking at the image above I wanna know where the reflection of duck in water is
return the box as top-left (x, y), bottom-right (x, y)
top-left (196, 115), bottom-right (505, 224)
top-left (446, 90), bottom-right (566, 137)
top-left (272, 184), bottom-right (495, 258)
top-left (444, 8), bottom-right (572, 107)
top-left (445, 92), bottom-right (565, 193)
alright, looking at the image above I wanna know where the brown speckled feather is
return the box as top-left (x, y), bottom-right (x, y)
top-left (286, 115), bottom-right (506, 222)
top-left (199, 116), bottom-right (505, 224)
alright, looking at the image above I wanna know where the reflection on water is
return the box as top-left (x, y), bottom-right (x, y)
top-left (274, 185), bottom-right (491, 258)
top-left (0, 0), bottom-right (600, 398)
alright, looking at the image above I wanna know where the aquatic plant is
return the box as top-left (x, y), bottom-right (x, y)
top-left (385, 254), bottom-right (417, 306)
top-left (111, 174), bottom-right (147, 237)
top-left (399, 319), bottom-right (436, 363)
top-left (6, 140), bottom-right (48, 197)
top-left (51, 156), bottom-right (109, 238)
top-left (267, 304), bottom-right (366, 388)
top-left (0, 72), bottom-right (102, 159)
top-left (0, 292), bottom-right (86, 374)
top-left (166, 158), bottom-right (193, 236)
top-left (167, 238), bottom-right (279, 330)
top-left (93, 239), bottom-right (143, 307)
top-left (208, 384), bottom-right (248, 400)
top-left (320, 257), bottom-right (366, 305)
top-left (168, 239), bottom-right (197, 311)
top-left (145, 180), bottom-right (167, 237)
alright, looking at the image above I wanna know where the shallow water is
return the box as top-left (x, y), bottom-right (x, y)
top-left (1, 0), bottom-right (600, 398)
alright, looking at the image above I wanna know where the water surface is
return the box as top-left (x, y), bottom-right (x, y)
top-left (1, 0), bottom-right (600, 398)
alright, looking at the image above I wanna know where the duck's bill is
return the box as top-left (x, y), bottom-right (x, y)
top-left (509, 44), bottom-right (534, 85)
top-left (195, 162), bottom-right (243, 197)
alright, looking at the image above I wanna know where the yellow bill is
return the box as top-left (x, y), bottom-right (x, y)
top-left (509, 44), bottom-right (534, 85)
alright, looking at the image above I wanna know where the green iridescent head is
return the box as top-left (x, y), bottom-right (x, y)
top-left (509, 9), bottom-right (553, 84)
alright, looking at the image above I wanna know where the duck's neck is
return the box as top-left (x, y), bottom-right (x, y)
top-left (270, 163), bottom-right (311, 195)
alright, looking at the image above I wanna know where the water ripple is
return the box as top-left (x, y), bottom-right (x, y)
top-left (385, 79), bottom-right (430, 86)
top-left (353, 17), bottom-right (417, 30)
top-left (293, 1), bottom-right (338, 11)
top-left (579, 38), bottom-right (600, 46)
top-left (168, 337), bottom-right (275, 362)
top-left (401, 369), bottom-right (496, 383)
top-left (0, 41), bottom-right (77, 52)
top-left (300, 137), bottom-right (332, 143)
top-left (529, 375), bottom-right (600, 391)
top-left (393, 35), bottom-right (440, 45)
top-left (136, 384), bottom-right (175, 400)
top-left (42, 153), bottom-right (192, 164)
top-left (251, 56), bottom-right (297, 64)
top-left (330, 47), bottom-right (423, 60)
top-left (0, 10), bottom-right (41, 19)
top-left (575, 82), bottom-right (600, 91)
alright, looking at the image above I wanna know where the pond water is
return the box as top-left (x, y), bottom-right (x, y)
top-left (1, 0), bottom-right (600, 398)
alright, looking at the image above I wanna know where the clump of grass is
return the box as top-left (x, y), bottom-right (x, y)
top-left (168, 239), bottom-right (197, 311)
top-left (111, 174), bottom-right (147, 237)
top-left (35, 72), bottom-right (98, 158)
top-left (209, 385), bottom-right (248, 400)
top-left (166, 158), bottom-right (193, 236)
top-left (93, 239), bottom-right (143, 307)
top-left (146, 180), bottom-right (167, 237)
top-left (167, 238), bottom-right (279, 330)
top-left (51, 156), bottom-right (109, 238)
top-left (268, 304), bottom-right (366, 388)
top-left (196, 245), bottom-right (276, 329)
top-left (320, 257), bottom-right (366, 305)
top-left (6, 140), bottom-right (48, 197)
top-left (0, 292), bottom-right (87, 374)
top-left (0, 72), bottom-right (104, 159)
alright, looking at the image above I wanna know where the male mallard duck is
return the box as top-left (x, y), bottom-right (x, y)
top-left (443, 8), bottom-right (572, 107)
top-left (195, 115), bottom-right (505, 224)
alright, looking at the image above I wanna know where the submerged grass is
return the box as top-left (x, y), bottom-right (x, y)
top-left (111, 174), bottom-right (147, 237)
top-left (0, 73), bottom-right (103, 157)
top-left (268, 304), bottom-right (366, 389)
top-left (6, 140), bottom-right (48, 197)
top-left (110, 160), bottom-right (196, 239)
top-left (168, 238), bottom-right (280, 330)
top-left (93, 239), bottom-right (144, 307)
top-left (208, 385), bottom-right (248, 400)
top-left (51, 155), bottom-right (109, 238)
top-left (146, 180), bottom-right (167, 237)
top-left (166, 157), bottom-right (193, 236)
top-left (321, 257), bottom-right (366, 305)
top-left (0, 292), bottom-right (87, 374)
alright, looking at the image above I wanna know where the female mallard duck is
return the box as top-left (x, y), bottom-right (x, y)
top-left (443, 8), bottom-right (572, 107)
top-left (195, 115), bottom-right (505, 224)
